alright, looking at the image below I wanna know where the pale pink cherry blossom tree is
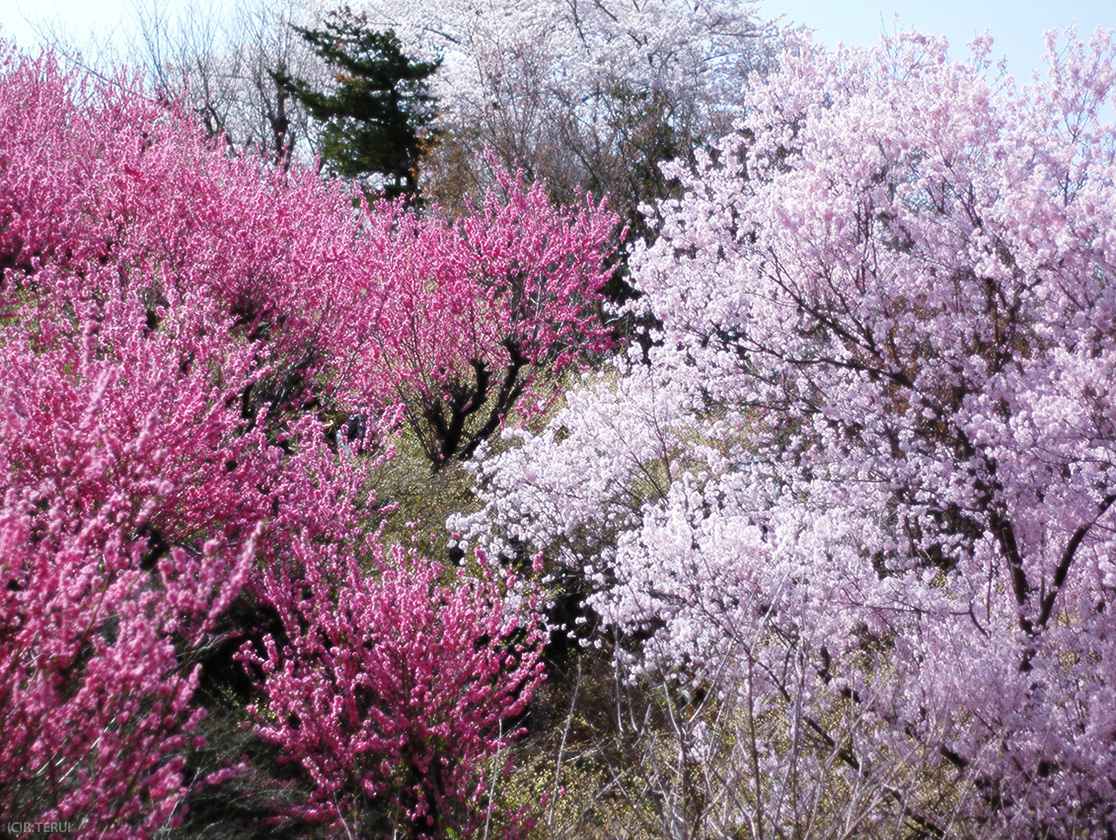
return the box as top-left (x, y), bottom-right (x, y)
top-left (461, 25), bottom-right (1116, 837)
top-left (356, 0), bottom-right (771, 236)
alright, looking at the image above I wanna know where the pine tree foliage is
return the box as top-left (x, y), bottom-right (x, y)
top-left (274, 6), bottom-right (441, 198)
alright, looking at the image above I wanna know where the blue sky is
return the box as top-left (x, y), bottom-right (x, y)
top-left (758, 0), bottom-right (1114, 82)
top-left (2, 0), bottom-right (1113, 82)
top-left (1, 0), bottom-right (221, 57)
top-left (3, 0), bottom-right (135, 52)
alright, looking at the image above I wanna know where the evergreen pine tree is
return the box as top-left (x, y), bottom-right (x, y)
top-left (275, 8), bottom-right (440, 199)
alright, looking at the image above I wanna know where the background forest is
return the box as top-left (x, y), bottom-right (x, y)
top-left (2, 1), bottom-right (1116, 837)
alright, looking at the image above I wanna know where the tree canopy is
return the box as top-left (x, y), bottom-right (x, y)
top-left (5, 13), bottom-right (1116, 839)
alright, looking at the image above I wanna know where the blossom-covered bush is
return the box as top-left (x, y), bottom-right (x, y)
top-left (0, 288), bottom-right (262, 837)
top-left (242, 546), bottom-right (546, 838)
top-left (0, 45), bottom-right (616, 455)
top-left (461, 26), bottom-right (1116, 838)
top-left (0, 47), bottom-right (371, 836)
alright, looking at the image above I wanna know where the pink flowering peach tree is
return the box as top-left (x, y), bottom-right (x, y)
top-left (460, 26), bottom-right (1116, 838)
top-left (0, 44), bottom-right (577, 837)
top-left (354, 169), bottom-right (617, 467)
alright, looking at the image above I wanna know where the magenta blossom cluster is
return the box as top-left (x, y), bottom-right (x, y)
top-left (242, 546), bottom-right (546, 837)
top-left (0, 44), bottom-right (580, 837)
top-left (356, 168), bottom-right (616, 464)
